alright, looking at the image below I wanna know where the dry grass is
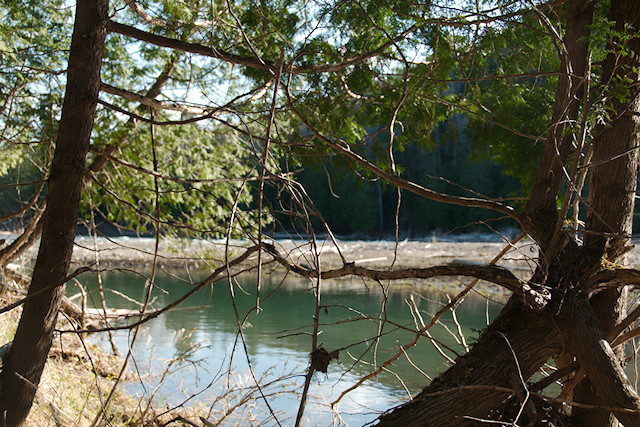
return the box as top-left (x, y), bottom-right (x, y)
top-left (0, 288), bottom-right (137, 427)
top-left (0, 288), bottom-right (228, 427)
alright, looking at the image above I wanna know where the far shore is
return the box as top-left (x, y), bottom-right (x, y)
top-left (5, 233), bottom-right (640, 298)
top-left (7, 234), bottom-right (539, 271)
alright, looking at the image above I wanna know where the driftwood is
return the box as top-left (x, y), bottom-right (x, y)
top-left (61, 295), bottom-right (163, 331)
top-left (1, 264), bottom-right (151, 331)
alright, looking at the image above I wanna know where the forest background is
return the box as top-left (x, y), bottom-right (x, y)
top-left (0, 0), bottom-right (536, 239)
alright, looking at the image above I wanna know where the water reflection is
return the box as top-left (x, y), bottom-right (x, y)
top-left (75, 271), bottom-right (502, 425)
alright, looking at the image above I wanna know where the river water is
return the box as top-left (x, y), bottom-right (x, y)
top-left (77, 271), bottom-right (503, 426)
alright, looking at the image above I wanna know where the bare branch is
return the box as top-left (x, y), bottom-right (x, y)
top-left (588, 267), bottom-right (640, 289)
top-left (62, 245), bottom-right (263, 335)
top-left (263, 244), bottom-right (548, 308)
top-left (124, 0), bottom-right (166, 27)
top-left (101, 83), bottom-right (211, 115)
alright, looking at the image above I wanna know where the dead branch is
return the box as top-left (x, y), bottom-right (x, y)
top-left (588, 267), bottom-right (640, 289)
top-left (100, 78), bottom-right (271, 116)
top-left (265, 245), bottom-right (548, 308)
top-left (62, 245), bottom-right (262, 334)
top-left (124, 0), bottom-right (213, 29)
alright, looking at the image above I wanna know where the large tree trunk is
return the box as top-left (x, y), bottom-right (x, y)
top-left (377, 0), bottom-right (640, 425)
top-left (376, 300), bottom-right (563, 426)
top-left (0, 1), bottom-right (108, 425)
top-left (571, 2), bottom-right (640, 424)
top-left (522, 0), bottom-right (593, 247)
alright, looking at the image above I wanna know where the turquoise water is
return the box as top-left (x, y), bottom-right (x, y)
top-left (73, 271), bottom-right (503, 426)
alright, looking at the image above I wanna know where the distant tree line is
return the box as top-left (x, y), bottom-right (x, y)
top-left (0, 109), bottom-right (524, 237)
top-left (288, 114), bottom-right (524, 237)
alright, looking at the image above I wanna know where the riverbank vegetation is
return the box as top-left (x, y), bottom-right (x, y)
top-left (0, 293), bottom-right (131, 426)
top-left (2, 0), bottom-right (640, 425)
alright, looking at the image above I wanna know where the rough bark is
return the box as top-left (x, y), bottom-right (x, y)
top-left (582, 1), bottom-right (640, 255)
top-left (572, 1), bottom-right (640, 423)
top-left (0, 1), bottom-right (109, 425)
top-left (523, 0), bottom-right (593, 247)
top-left (376, 1), bottom-right (640, 424)
top-left (558, 296), bottom-right (640, 427)
top-left (376, 300), bottom-right (563, 426)
top-left (571, 290), bottom-right (628, 426)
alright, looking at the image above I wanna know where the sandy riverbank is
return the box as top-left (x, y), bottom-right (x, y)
top-left (9, 234), bottom-right (640, 272)
top-left (64, 235), bottom-right (539, 273)
top-left (7, 234), bottom-right (640, 295)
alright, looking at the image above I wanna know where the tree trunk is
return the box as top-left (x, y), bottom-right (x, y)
top-left (376, 300), bottom-right (563, 426)
top-left (376, 0), bottom-right (640, 424)
top-left (0, 1), bottom-right (108, 425)
top-left (571, 1), bottom-right (640, 424)
top-left (523, 0), bottom-right (593, 247)
top-left (558, 295), bottom-right (640, 427)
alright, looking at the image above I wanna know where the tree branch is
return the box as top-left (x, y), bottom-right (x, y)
top-left (99, 77), bottom-right (271, 117)
top-left (263, 244), bottom-right (548, 308)
top-left (284, 91), bottom-right (522, 223)
top-left (556, 294), bottom-right (640, 427)
top-left (101, 83), bottom-right (211, 115)
top-left (0, 55), bottom-right (181, 268)
top-left (587, 266), bottom-right (640, 289)
top-left (108, 20), bottom-right (412, 75)
top-left (63, 244), bottom-right (263, 334)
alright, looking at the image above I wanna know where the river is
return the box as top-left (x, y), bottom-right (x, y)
top-left (76, 270), bottom-right (503, 426)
